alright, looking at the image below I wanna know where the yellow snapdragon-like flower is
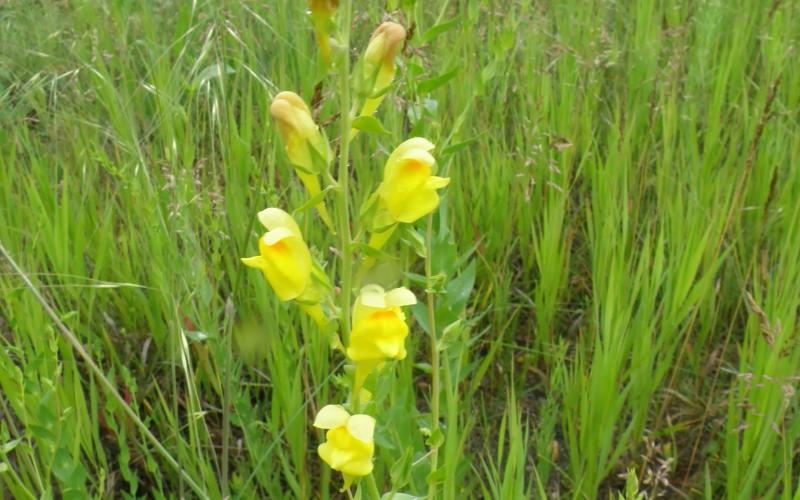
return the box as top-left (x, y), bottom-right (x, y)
top-left (364, 138), bottom-right (449, 255)
top-left (358, 22), bottom-right (406, 118)
top-left (378, 137), bottom-right (450, 224)
top-left (347, 285), bottom-right (417, 389)
top-left (241, 208), bottom-right (312, 301)
top-left (241, 208), bottom-right (326, 325)
top-left (270, 91), bottom-right (333, 229)
top-left (309, 0), bottom-right (338, 68)
top-left (314, 404), bottom-right (376, 489)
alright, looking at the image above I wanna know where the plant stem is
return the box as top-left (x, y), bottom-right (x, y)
top-left (221, 299), bottom-right (234, 499)
top-left (366, 473), bottom-right (382, 500)
top-left (425, 214), bottom-right (440, 500)
top-left (336, 0), bottom-right (354, 346)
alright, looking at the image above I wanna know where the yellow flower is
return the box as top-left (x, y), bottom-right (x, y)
top-left (270, 91), bottom-right (333, 229)
top-left (347, 285), bottom-right (417, 389)
top-left (309, 0), bottom-right (338, 68)
top-left (358, 22), bottom-right (406, 118)
top-left (377, 137), bottom-right (450, 224)
top-left (314, 405), bottom-right (376, 489)
top-left (240, 208), bottom-right (313, 302)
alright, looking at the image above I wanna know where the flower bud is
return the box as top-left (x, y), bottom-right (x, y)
top-left (270, 91), bottom-right (330, 173)
top-left (358, 22), bottom-right (406, 118)
top-left (270, 91), bottom-right (333, 229)
top-left (309, 0), bottom-right (338, 68)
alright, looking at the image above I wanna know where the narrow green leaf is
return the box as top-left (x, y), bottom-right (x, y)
top-left (352, 115), bottom-right (390, 135)
top-left (417, 67), bottom-right (459, 94)
top-left (422, 18), bottom-right (459, 43)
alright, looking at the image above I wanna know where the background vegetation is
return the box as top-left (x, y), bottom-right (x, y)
top-left (1, 0), bottom-right (798, 498)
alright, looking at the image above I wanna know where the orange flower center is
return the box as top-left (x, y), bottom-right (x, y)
top-left (403, 160), bottom-right (427, 172)
top-left (267, 241), bottom-right (289, 253)
top-left (371, 310), bottom-right (397, 321)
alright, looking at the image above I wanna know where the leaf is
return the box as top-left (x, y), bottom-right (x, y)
top-left (389, 447), bottom-right (414, 490)
top-left (293, 185), bottom-right (337, 214)
top-left (411, 303), bottom-right (430, 335)
top-left (406, 62), bottom-right (425, 78)
top-left (417, 67), bottom-right (459, 94)
top-left (446, 260), bottom-right (476, 313)
top-left (52, 448), bottom-right (88, 491)
top-left (437, 320), bottom-right (464, 352)
top-left (398, 225), bottom-right (426, 259)
top-left (413, 362), bottom-right (432, 374)
top-left (481, 60), bottom-right (498, 85)
top-left (497, 27), bottom-right (516, 52)
top-left (422, 18), bottom-right (459, 43)
top-left (352, 115), bottom-right (390, 135)
top-left (404, 272), bottom-right (427, 286)
top-left (426, 428), bottom-right (445, 448)
top-left (351, 242), bottom-right (397, 261)
top-left (441, 137), bottom-right (478, 156)
top-left (368, 83), bottom-right (395, 100)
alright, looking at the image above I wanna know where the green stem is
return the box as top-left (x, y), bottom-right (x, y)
top-left (366, 473), bottom-right (382, 500)
top-left (336, 0), bottom-right (354, 346)
top-left (221, 300), bottom-right (234, 498)
top-left (425, 214), bottom-right (440, 500)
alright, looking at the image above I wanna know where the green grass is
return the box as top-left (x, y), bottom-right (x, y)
top-left (1, 0), bottom-right (799, 498)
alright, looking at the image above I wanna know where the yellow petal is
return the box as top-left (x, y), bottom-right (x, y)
top-left (380, 162), bottom-right (433, 220)
top-left (300, 303), bottom-right (327, 327)
top-left (424, 176), bottom-right (450, 189)
top-left (330, 447), bottom-right (356, 469)
top-left (341, 459), bottom-right (374, 477)
top-left (257, 233), bottom-right (312, 301)
top-left (384, 138), bottom-right (435, 180)
top-left (314, 405), bottom-right (350, 429)
top-left (262, 227), bottom-right (294, 246)
top-left (389, 185), bottom-right (441, 223)
top-left (318, 442), bottom-right (334, 465)
top-left (257, 207), bottom-right (302, 237)
top-left (359, 284), bottom-right (387, 309)
top-left (346, 414), bottom-right (375, 444)
top-left (240, 255), bottom-right (266, 269)
top-left (394, 148), bottom-right (436, 175)
top-left (352, 300), bottom-right (376, 328)
top-left (385, 287), bottom-right (416, 307)
top-left (375, 337), bottom-right (403, 358)
top-left (347, 310), bottom-right (408, 361)
top-left (327, 427), bottom-right (352, 448)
